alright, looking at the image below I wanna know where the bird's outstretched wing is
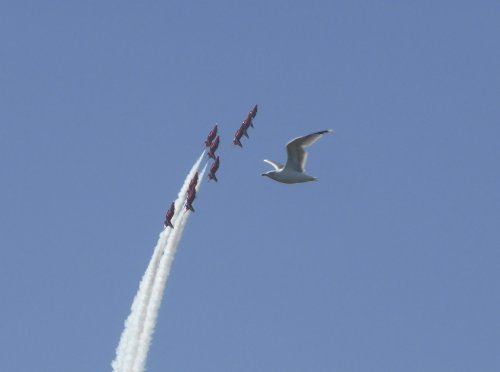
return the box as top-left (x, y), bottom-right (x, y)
top-left (263, 159), bottom-right (284, 170)
top-left (284, 129), bottom-right (332, 172)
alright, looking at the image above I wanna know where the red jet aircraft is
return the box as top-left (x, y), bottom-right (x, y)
top-left (235, 104), bottom-right (258, 145)
top-left (249, 104), bottom-right (258, 119)
top-left (242, 114), bottom-right (253, 138)
top-left (185, 188), bottom-right (197, 212)
top-left (233, 124), bottom-right (245, 147)
top-left (243, 104), bottom-right (257, 133)
top-left (204, 124), bottom-right (218, 147)
top-left (207, 135), bottom-right (220, 159)
top-left (207, 155), bottom-right (220, 182)
top-left (187, 172), bottom-right (198, 195)
top-left (164, 202), bottom-right (175, 228)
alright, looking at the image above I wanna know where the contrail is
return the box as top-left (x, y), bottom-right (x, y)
top-left (112, 152), bottom-right (206, 372)
top-left (132, 162), bottom-right (208, 372)
top-left (112, 231), bottom-right (168, 372)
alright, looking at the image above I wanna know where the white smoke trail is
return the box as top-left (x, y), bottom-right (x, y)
top-left (112, 152), bottom-right (206, 372)
top-left (132, 162), bottom-right (209, 372)
top-left (112, 231), bottom-right (168, 372)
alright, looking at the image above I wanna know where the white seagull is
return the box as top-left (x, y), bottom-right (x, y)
top-left (261, 129), bottom-right (333, 184)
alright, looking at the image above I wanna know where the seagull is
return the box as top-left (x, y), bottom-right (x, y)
top-left (261, 129), bottom-right (333, 184)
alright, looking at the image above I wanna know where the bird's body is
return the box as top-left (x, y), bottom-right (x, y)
top-left (262, 129), bottom-right (333, 184)
top-left (263, 167), bottom-right (318, 183)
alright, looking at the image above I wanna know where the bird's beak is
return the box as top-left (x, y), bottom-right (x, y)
top-left (261, 173), bottom-right (266, 176)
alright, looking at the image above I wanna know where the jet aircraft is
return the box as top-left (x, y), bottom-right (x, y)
top-left (185, 188), bottom-right (197, 212)
top-left (249, 104), bottom-right (258, 119)
top-left (234, 104), bottom-right (258, 146)
top-left (233, 125), bottom-right (245, 147)
top-left (242, 114), bottom-right (253, 138)
top-left (207, 156), bottom-right (220, 182)
top-left (204, 124), bottom-right (218, 147)
top-left (188, 172), bottom-right (198, 194)
top-left (164, 202), bottom-right (175, 228)
top-left (243, 104), bottom-right (257, 132)
top-left (207, 135), bottom-right (220, 159)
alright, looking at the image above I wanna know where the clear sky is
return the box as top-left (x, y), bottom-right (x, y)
top-left (1, 1), bottom-right (499, 371)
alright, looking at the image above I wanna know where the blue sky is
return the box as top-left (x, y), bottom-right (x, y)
top-left (1, 1), bottom-right (499, 371)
